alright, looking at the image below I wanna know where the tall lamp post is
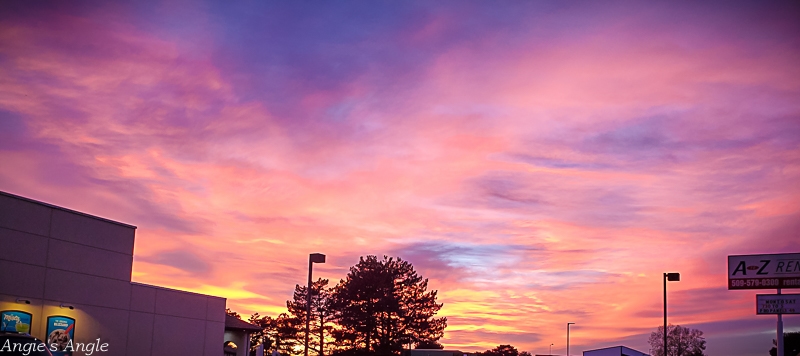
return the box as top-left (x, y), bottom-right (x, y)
top-left (305, 253), bottom-right (326, 356)
top-left (550, 343), bottom-right (553, 355)
top-left (567, 322), bottom-right (575, 356)
top-left (663, 272), bottom-right (680, 356)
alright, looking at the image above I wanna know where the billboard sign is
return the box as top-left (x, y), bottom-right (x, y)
top-left (757, 294), bottom-right (799, 314)
top-left (0, 310), bottom-right (32, 333)
top-left (728, 253), bottom-right (800, 290)
top-left (46, 315), bottom-right (75, 356)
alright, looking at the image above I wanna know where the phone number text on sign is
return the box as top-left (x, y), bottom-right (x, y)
top-left (730, 278), bottom-right (784, 289)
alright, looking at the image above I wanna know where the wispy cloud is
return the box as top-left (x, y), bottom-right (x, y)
top-left (1, 1), bottom-right (799, 354)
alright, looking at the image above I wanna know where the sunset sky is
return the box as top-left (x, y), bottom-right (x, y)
top-left (1, 1), bottom-right (799, 355)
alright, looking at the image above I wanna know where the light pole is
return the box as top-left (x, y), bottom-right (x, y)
top-left (663, 272), bottom-right (680, 356)
top-left (567, 322), bottom-right (575, 356)
top-left (550, 343), bottom-right (553, 355)
top-left (305, 253), bottom-right (326, 356)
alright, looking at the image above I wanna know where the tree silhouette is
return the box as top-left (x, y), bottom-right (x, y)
top-left (770, 331), bottom-right (800, 356)
top-left (226, 308), bottom-right (241, 319)
top-left (248, 313), bottom-right (271, 353)
top-left (648, 324), bottom-right (706, 356)
top-left (249, 313), bottom-right (301, 356)
top-left (287, 278), bottom-right (337, 356)
top-left (330, 255), bottom-right (447, 355)
top-left (482, 345), bottom-right (520, 356)
top-left (415, 340), bottom-right (444, 349)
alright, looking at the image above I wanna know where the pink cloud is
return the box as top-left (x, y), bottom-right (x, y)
top-left (1, 1), bottom-right (799, 354)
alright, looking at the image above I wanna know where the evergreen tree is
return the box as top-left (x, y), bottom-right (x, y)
top-left (415, 340), bottom-right (444, 350)
top-left (226, 308), bottom-right (241, 319)
top-left (770, 331), bottom-right (800, 356)
top-left (287, 278), bottom-right (337, 356)
top-left (250, 313), bottom-right (301, 356)
top-left (482, 345), bottom-right (520, 356)
top-left (330, 255), bottom-right (447, 355)
top-left (249, 313), bottom-right (272, 353)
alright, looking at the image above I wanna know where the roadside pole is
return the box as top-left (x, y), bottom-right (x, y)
top-left (777, 288), bottom-right (783, 356)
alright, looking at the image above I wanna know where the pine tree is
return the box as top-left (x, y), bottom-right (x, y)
top-left (483, 345), bottom-right (520, 356)
top-left (770, 331), bottom-right (800, 356)
top-left (329, 255), bottom-right (447, 355)
top-left (249, 313), bottom-right (271, 352)
top-left (287, 278), bottom-right (337, 356)
top-left (250, 313), bottom-right (301, 356)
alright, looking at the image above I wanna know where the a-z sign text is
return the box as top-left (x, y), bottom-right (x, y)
top-left (728, 253), bottom-right (800, 290)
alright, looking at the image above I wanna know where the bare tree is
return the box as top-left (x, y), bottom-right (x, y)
top-left (648, 324), bottom-right (706, 356)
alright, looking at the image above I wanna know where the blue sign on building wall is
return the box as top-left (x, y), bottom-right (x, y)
top-left (46, 315), bottom-right (76, 356)
top-left (0, 310), bottom-right (33, 333)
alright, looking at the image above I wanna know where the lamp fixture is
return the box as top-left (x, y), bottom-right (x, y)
top-left (15, 298), bottom-right (31, 305)
top-left (59, 303), bottom-right (75, 310)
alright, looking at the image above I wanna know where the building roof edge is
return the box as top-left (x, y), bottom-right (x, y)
top-left (0, 190), bottom-right (137, 229)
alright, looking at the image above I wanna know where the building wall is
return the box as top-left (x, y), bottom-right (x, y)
top-left (584, 346), bottom-right (649, 356)
top-left (0, 191), bottom-right (226, 356)
top-left (584, 347), bottom-right (623, 356)
top-left (618, 346), bottom-right (648, 356)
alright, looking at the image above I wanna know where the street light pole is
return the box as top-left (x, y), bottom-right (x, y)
top-left (550, 343), bottom-right (553, 355)
top-left (777, 288), bottom-right (784, 356)
top-left (305, 253), bottom-right (326, 356)
top-left (567, 322), bottom-right (574, 356)
top-left (663, 272), bottom-right (680, 356)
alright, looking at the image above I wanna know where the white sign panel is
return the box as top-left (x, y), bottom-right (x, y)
top-left (757, 294), bottom-right (799, 314)
top-left (728, 253), bottom-right (800, 290)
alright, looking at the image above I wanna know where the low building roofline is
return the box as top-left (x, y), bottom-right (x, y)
top-left (0, 190), bottom-right (137, 229)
